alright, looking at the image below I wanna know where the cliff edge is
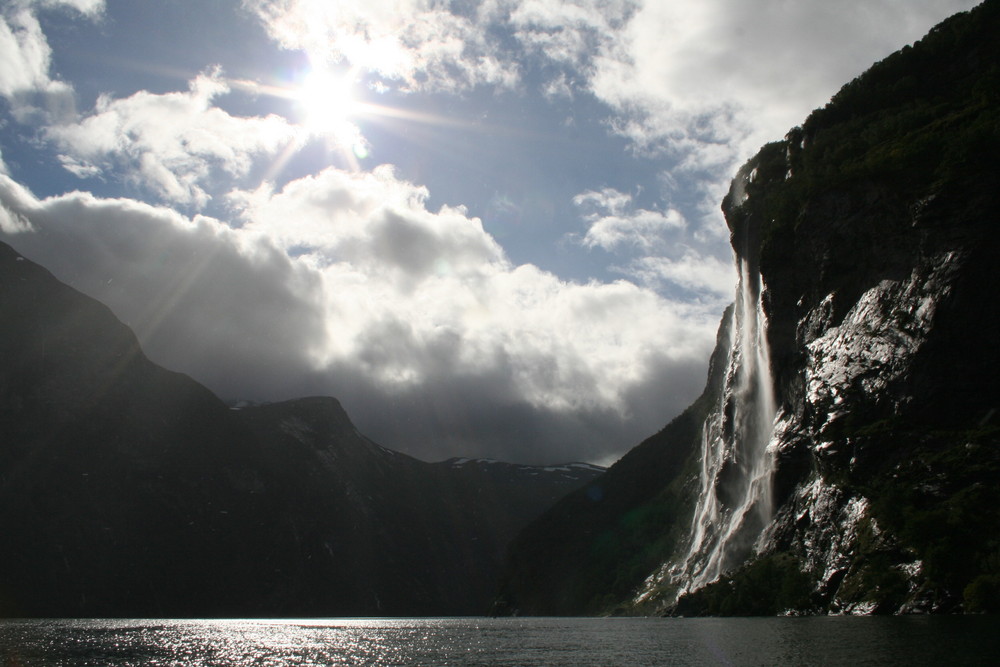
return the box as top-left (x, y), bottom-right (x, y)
top-left (499, 0), bottom-right (1000, 615)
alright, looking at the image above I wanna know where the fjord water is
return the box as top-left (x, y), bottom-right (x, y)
top-left (2, 617), bottom-right (998, 666)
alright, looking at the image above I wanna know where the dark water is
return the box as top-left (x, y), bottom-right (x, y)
top-left (1, 616), bottom-right (998, 666)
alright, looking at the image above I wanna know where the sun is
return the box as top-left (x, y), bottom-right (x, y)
top-left (294, 68), bottom-right (361, 133)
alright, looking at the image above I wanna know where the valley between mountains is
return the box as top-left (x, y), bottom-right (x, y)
top-left (2, 0), bottom-right (999, 618)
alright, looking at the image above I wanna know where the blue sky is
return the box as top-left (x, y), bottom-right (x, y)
top-left (0, 0), bottom-right (979, 464)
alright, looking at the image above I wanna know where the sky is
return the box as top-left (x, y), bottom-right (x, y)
top-left (0, 0), bottom-right (980, 465)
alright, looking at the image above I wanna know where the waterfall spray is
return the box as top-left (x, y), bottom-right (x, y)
top-left (671, 257), bottom-right (778, 593)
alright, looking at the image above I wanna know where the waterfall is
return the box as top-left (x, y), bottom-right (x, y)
top-left (671, 258), bottom-right (778, 593)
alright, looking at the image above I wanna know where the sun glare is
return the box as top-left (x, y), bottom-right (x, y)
top-left (295, 68), bottom-right (360, 133)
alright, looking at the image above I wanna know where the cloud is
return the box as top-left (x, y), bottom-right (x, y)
top-left (0, 8), bottom-right (53, 98)
top-left (588, 0), bottom-right (981, 164)
top-left (0, 1), bottom-right (726, 463)
top-left (240, 0), bottom-right (982, 294)
top-left (0, 1), bottom-right (103, 118)
top-left (0, 165), bottom-right (720, 464)
top-left (614, 251), bottom-right (736, 300)
top-left (242, 0), bottom-right (981, 166)
top-left (0, 3), bottom-right (87, 123)
top-left (570, 187), bottom-right (733, 304)
top-left (244, 0), bottom-right (977, 206)
top-left (573, 187), bottom-right (686, 251)
top-left (229, 165), bottom-right (506, 283)
top-left (508, 0), bottom-right (634, 71)
top-left (230, 166), bottom-right (719, 414)
top-left (28, 0), bottom-right (103, 15)
top-left (7, 0), bottom-right (970, 467)
top-left (46, 71), bottom-right (305, 207)
top-left (0, 174), bottom-right (328, 400)
top-left (243, 0), bottom-right (519, 92)
top-left (551, 0), bottom-right (978, 309)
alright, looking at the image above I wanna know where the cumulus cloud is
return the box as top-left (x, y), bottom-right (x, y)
top-left (47, 71), bottom-right (305, 207)
top-left (245, 0), bottom-right (978, 162)
top-left (240, 0), bottom-right (980, 301)
top-left (570, 186), bottom-right (733, 303)
top-left (615, 251), bottom-right (735, 300)
top-left (243, 0), bottom-right (518, 92)
top-left (0, 173), bottom-right (328, 399)
top-left (589, 0), bottom-right (981, 164)
top-left (0, 8), bottom-right (54, 98)
top-left (0, 1), bottom-right (98, 122)
top-left (0, 167), bottom-right (720, 464)
top-left (508, 0), bottom-right (634, 71)
top-left (574, 187), bottom-right (686, 251)
top-left (229, 165), bottom-right (506, 283)
top-left (5, 0), bottom-right (972, 466)
top-left (230, 167), bottom-right (718, 417)
top-left (28, 0), bottom-right (103, 15)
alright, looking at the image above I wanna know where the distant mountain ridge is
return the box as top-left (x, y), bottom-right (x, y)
top-left (0, 240), bottom-right (602, 617)
top-left (442, 457), bottom-right (605, 479)
top-left (497, 0), bottom-right (1000, 616)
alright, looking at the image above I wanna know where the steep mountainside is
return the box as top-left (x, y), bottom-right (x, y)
top-left (231, 398), bottom-right (602, 616)
top-left (495, 306), bottom-right (733, 615)
top-left (498, 0), bottom-right (1000, 616)
top-left (0, 241), bottom-right (601, 617)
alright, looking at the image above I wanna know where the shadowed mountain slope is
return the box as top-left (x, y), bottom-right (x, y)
top-left (0, 240), bottom-right (601, 616)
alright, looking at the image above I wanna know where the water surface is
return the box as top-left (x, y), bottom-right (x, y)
top-left (1, 616), bottom-right (997, 666)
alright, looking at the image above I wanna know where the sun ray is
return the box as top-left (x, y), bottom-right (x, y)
top-left (293, 67), bottom-right (360, 131)
top-left (231, 62), bottom-right (567, 180)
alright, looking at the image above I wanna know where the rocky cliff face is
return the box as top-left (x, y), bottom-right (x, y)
top-left (500, 0), bottom-right (1000, 615)
top-left (0, 241), bottom-right (602, 617)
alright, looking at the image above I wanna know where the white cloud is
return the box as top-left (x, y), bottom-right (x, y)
top-left (588, 0), bottom-right (982, 165)
top-left (508, 0), bottom-right (634, 69)
top-left (28, 0), bottom-right (104, 15)
top-left (241, 0), bottom-right (981, 162)
top-left (1, 166), bottom-right (720, 463)
top-left (573, 187), bottom-right (686, 251)
top-left (0, 173), bottom-right (329, 393)
top-left (244, 0), bottom-right (518, 92)
top-left (0, 1), bottom-right (103, 122)
top-left (230, 167), bottom-right (716, 411)
top-left (240, 0), bottom-right (981, 263)
top-left (0, 7), bottom-right (70, 121)
top-left (571, 187), bottom-right (732, 302)
top-left (229, 164), bottom-right (506, 283)
top-left (551, 0), bottom-right (980, 304)
top-left (5, 0), bottom-right (972, 466)
top-left (0, 8), bottom-right (51, 97)
top-left (47, 71), bottom-right (305, 207)
top-left (616, 251), bottom-right (735, 299)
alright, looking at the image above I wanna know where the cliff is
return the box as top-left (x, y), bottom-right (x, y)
top-left (499, 0), bottom-right (1000, 615)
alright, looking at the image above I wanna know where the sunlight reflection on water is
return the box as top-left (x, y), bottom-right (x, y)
top-left (1, 616), bottom-right (998, 666)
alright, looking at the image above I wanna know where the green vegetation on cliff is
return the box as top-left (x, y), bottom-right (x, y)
top-left (731, 0), bottom-right (1000, 248)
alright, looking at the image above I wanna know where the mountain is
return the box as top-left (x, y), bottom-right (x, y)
top-left (497, 0), bottom-right (1000, 616)
top-left (0, 240), bottom-right (602, 617)
top-left (229, 398), bottom-right (603, 616)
